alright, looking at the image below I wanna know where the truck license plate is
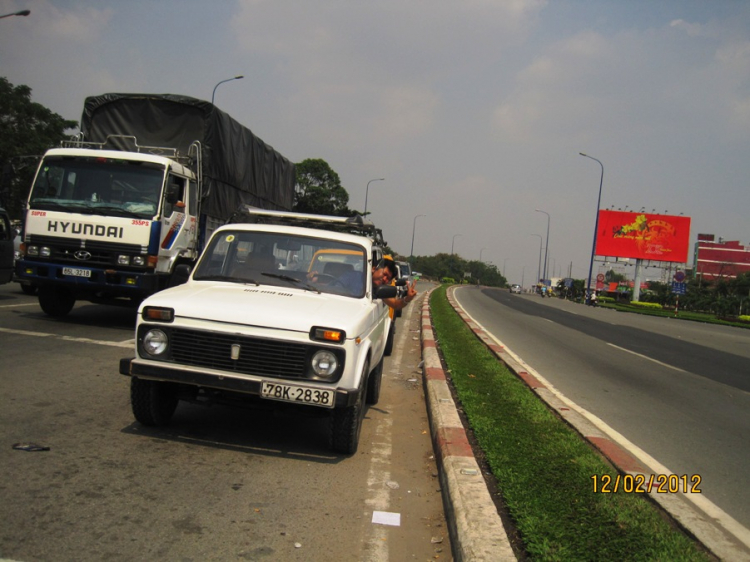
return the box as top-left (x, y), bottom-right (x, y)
top-left (62, 267), bottom-right (92, 278)
top-left (261, 381), bottom-right (335, 409)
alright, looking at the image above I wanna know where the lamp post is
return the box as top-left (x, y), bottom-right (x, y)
top-left (503, 258), bottom-right (509, 276)
top-left (530, 234), bottom-right (543, 284)
top-left (451, 234), bottom-right (462, 255)
top-left (580, 152), bottom-right (604, 304)
top-left (211, 75), bottom-right (244, 105)
top-left (363, 178), bottom-right (384, 216)
top-left (479, 247), bottom-right (486, 262)
top-left (410, 214), bottom-right (426, 265)
top-left (0, 9), bottom-right (30, 18)
top-left (535, 209), bottom-right (550, 282)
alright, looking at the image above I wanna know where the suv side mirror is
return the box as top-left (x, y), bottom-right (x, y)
top-left (170, 264), bottom-right (192, 287)
top-left (374, 285), bottom-right (397, 299)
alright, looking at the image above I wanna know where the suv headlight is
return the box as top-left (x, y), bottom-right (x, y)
top-left (311, 350), bottom-right (338, 378)
top-left (142, 329), bottom-right (169, 356)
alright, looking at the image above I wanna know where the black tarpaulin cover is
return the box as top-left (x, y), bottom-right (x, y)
top-left (80, 93), bottom-right (295, 218)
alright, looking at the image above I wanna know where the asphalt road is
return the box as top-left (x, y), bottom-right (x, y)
top-left (0, 281), bottom-right (450, 562)
top-left (453, 286), bottom-right (750, 534)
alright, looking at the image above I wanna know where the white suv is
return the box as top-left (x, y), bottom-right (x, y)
top-left (119, 210), bottom-right (397, 454)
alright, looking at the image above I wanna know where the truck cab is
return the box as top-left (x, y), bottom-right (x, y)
top-left (119, 209), bottom-right (397, 454)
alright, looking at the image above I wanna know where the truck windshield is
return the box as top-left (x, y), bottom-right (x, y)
top-left (193, 230), bottom-right (368, 298)
top-left (28, 156), bottom-right (165, 220)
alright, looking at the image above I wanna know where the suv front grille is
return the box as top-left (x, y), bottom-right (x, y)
top-left (169, 328), bottom-right (309, 379)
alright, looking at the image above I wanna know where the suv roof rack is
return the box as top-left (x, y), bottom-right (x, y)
top-left (232, 206), bottom-right (387, 247)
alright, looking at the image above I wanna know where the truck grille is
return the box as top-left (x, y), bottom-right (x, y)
top-left (169, 328), bottom-right (309, 379)
top-left (27, 235), bottom-right (144, 267)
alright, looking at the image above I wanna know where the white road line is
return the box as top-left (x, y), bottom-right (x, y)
top-left (0, 303), bottom-right (39, 308)
top-left (607, 343), bottom-right (686, 372)
top-left (0, 326), bottom-right (134, 348)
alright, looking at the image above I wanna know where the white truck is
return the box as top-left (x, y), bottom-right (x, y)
top-left (119, 209), bottom-right (398, 454)
top-left (16, 94), bottom-right (294, 316)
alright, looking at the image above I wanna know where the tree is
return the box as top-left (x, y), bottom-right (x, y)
top-left (293, 158), bottom-right (352, 216)
top-left (0, 77), bottom-right (78, 218)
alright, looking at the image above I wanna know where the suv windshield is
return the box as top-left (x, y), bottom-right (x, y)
top-left (28, 156), bottom-right (165, 220)
top-left (193, 230), bottom-right (368, 298)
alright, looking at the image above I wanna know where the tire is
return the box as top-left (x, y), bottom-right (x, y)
top-left (38, 286), bottom-right (75, 317)
top-left (130, 377), bottom-right (179, 426)
top-left (331, 360), bottom-right (368, 455)
top-left (384, 322), bottom-right (395, 356)
top-left (20, 283), bottom-right (37, 295)
top-left (366, 356), bottom-right (384, 405)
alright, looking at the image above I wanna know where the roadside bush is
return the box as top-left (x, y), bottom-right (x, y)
top-left (441, 277), bottom-right (456, 284)
top-left (629, 301), bottom-right (664, 310)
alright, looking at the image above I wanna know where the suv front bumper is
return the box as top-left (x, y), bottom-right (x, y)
top-left (119, 357), bottom-right (360, 408)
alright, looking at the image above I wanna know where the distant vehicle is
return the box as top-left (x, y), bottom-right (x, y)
top-left (396, 260), bottom-right (412, 280)
top-left (510, 284), bottom-right (522, 294)
top-left (0, 207), bottom-right (13, 285)
top-left (412, 271), bottom-right (422, 278)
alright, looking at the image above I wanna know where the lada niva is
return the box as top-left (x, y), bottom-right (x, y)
top-left (119, 209), bottom-right (397, 454)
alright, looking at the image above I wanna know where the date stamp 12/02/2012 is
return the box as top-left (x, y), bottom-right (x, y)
top-left (591, 474), bottom-right (702, 494)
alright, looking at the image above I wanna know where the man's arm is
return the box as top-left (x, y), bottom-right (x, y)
top-left (383, 279), bottom-right (417, 310)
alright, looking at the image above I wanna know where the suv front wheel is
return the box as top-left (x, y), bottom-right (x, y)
top-left (331, 359), bottom-right (369, 455)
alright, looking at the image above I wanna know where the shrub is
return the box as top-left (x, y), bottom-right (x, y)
top-left (441, 277), bottom-right (456, 284)
top-left (629, 301), bottom-right (664, 310)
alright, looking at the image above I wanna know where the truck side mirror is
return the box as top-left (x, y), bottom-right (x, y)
top-left (165, 184), bottom-right (180, 205)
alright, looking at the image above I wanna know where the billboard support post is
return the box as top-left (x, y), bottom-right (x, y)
top-left (633, 258), bottom-right (643, 301)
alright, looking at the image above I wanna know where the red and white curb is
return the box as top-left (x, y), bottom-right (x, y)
top-left (420, 289), bottom-right (516, 561)
top-left (440, 285), bottom-right (750, 562)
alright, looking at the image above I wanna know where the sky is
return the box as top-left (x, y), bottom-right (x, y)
top-left (2, 0), bottom-right (749, 286)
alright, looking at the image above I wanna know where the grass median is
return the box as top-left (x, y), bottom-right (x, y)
top-left (429, 285), bottom-right (710, 561)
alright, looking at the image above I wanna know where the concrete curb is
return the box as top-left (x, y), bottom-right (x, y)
top-left (425, 284), bottom-right (750, 562)
top-left (419, 288), bottom-right (516, 561)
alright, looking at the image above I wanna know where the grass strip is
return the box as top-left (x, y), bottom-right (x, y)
top-left (429, 286), bottom-right (710, 561)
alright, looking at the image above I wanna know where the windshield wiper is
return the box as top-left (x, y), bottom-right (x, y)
top-left (193, 274), bottom-right (260, 286)
top-left (262, 272), bottom-right (321, 294)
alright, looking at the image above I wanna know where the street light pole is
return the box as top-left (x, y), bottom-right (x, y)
top-left (535, 209), bottom-right (550, 282)
top-left (451, 234), bottom-right (462, 255)
top-left (580, 152), bottom-right (604, 304)
top-left (503, 258), bottom-right (509, 276)
top-left (363, 178), bottom-right (384, 216)
top-left (479, 247), bottom-right (486, 262)
top-left (410, 214), bottom-right (426, 264)
top-left (0, 9), bottom-right (30, 18)
top-left (211, 75), bottom-right (244, 105)
top-left (530, 234), bottom-right (543, 284)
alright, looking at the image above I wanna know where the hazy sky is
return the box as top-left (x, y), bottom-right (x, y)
top-left (2, 0), bottom-right (749, 285)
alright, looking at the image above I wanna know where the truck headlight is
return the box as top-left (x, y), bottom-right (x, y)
top-left (311, 350), bottom-right (338, 378)
top-left (143, 329), bottom-right (169, 356)
top-left (118, 255), bottom-right (131, 265)
top-left (132, 256), bottom-right (146, 266)
top-left (40, 246), bottom-right (51, 257)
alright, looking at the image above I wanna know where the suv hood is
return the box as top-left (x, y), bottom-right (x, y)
top-left (142, 281), bottom-right (370, 334)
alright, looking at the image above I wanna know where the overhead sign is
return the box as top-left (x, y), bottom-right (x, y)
top-left (595, 211), bottom-right (691, 263)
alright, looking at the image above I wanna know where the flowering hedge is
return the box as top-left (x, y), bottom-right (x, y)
top-left (629, 301), bottom-right (664, 310)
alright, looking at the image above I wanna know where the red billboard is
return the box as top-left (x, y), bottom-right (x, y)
top-left (595, 211), bottom-right (691, 263)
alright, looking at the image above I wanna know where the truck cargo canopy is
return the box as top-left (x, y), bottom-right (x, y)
top-left (81, 93), bottom-right (295, 218)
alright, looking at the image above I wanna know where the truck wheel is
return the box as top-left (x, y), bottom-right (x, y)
top-left (366, 356), bottom-right (384, 405)
top-left (130, 378), bottom-right (179, 426)
top-left (21, 284), bottom-right (37, 295)
top-left (384, 322), bottom-right (395, 356)
top-left (331, 360), bottom-right (368, 455)
top-left (38, 286), bottom-right (75, 317)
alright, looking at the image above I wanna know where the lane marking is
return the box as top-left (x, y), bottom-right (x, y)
top-left (0, 302), bottom-right (39, 308)
top-left (0, 326), bottom-right (134, 348)
top-left (607, 343), bottom-right (686, 372)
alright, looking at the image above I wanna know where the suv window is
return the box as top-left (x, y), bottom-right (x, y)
top-left (193, 230), bottom-right (368, 298)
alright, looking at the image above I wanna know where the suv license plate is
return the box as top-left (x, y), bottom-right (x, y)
top-left (62, 267), bottom-right (92, 278)
top-left (261, 381), bottom-right (335, 409)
